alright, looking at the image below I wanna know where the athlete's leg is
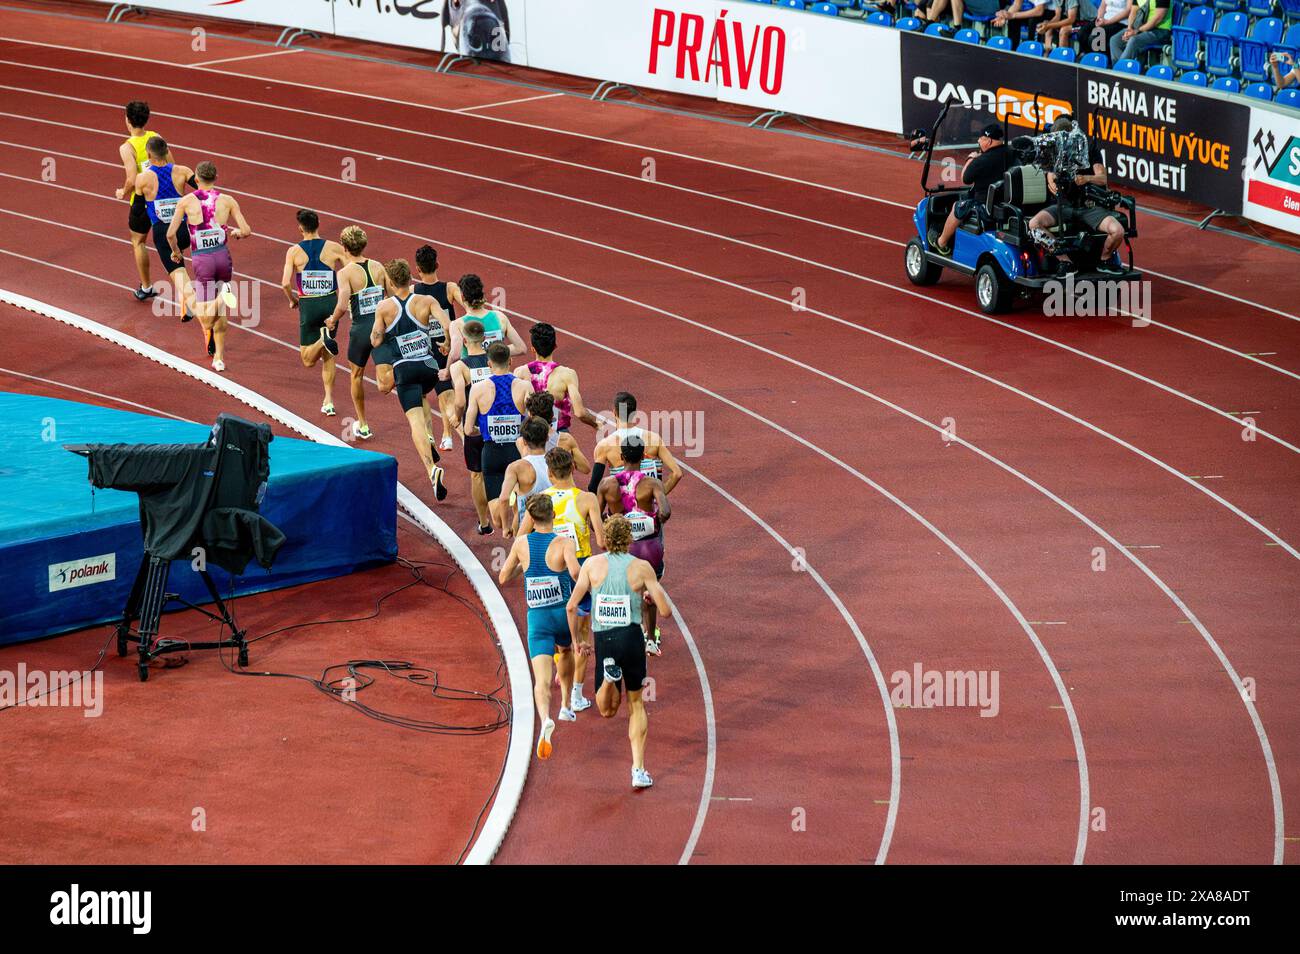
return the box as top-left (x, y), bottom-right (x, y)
top-left (349, 365), bottom-right (368, 430)
top-left (405, 405), bottom-right (435, 476)
top-left (212, 310), bottom-right (229, 364)
top-left (131, 230), bottom-right (151, 289)
top-left (556, 645), bottom-right (574, 713)
top-left (626, 689), bottom-right (647, 770)
top-left (321, 353), bottom-right (336, 405)
top-left (531, 652), bottom-right (555, 724)
top-left (596, 672), bottom-right (621, 718)
top-left (642, 592), bottom-right (658, 644)
top-left (470, 472), bottom-right (490, 528)
top-left (376, 363), bottom-right (395, 394)
top-left (573, 617), bottom-right (590, 700)
top-left (437, 390), bottom-right (456, 442)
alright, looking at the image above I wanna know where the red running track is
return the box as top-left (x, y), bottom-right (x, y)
top-left (0, 0), bottom-right (1296, 864)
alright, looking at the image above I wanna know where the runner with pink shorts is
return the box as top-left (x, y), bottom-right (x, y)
top-left (166, 160), bottom-right (251, 372)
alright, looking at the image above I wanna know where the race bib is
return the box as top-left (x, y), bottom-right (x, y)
top-left (483, 328), bottom-right (504, 345)
top-left (153, 197), bottom-right (179, 223)
top-left (627, 511), bottom-right (656, 541)
top-left (300, 269), bottom-right (333, 296)
top-left (395, 329), bottom-right (430, 361)
top-left (356, 286), bottom-right (382, 316)
top-left (594, 593), bottom-right (632, 628)
top-left (553, 520), bottom-right (578, 542)
top-left (194, 227), bottom-right (226, 252)
top-left (485, 413), bottom-right (521, 443)
top-left (525, 575), bottom-right (563, 609)
top-left (429, 320), bottom-right (446, 343)
top-left (469, 364), bottom-right (491, 383)
top-left (641, 458), bottom-right (661, 478)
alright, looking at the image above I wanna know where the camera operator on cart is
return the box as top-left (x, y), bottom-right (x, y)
top-left (931, 121), bottom-right (1017, 257)
top-left (1026, 115), bottom-right (1128, 275)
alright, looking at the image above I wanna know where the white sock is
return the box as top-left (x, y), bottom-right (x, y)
top-left (572, 682), bottom-right (584, 699)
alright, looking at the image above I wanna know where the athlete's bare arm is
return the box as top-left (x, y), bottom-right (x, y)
top-left (655, 443), bottom-right (684, 493)
top-left (449, 361), bottom-right (468, 428)
top-left (559, 538), bottom-right (580, 580)
top-left (116, 142), bottom-right (137, 200)
top-left (512, 378), bottom-right (531, 413)
top-left (579, 491), bottom-right (605, 550)
top-left (370, 298), bottom-right (395, 348)
top-left (132, 168), bottom-right (155, 199)
top-left (464, 380), bottom-right (487, 436)
top-left (165, 194), bottom-right (195, 262)
top-left (281, 246), bottom-right (304, 308)
top-left (445, 319), bottom-right (465, 374)
top-left (633, 563), bottom-right (672, 617)
top-left (327, 263), bottom-right (357, 330)
top-left (558, 433), bottom-right (590, 474)
top-left (567, 560), bottom-right (596, 653)
top-left (498, 537), bottom-right (528, 584)
top-left (502, 315), bottom-right (527, 357)
top-left (223, 196), bottom-right (251, 239)
top-left (595, 476), bottom-right (620, 516)
top-left (563, 368), bottom-right (601, 429)
top-left (498, 462), bottom-right (525, 538)
top-left (648, 478), bottom-right (671, 522)
top-left (518, 510), bottom-right (535, 536)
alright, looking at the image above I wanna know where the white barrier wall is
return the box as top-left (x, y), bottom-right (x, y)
top-left (1242, 106), bottom-right (1300, 236)
top-left (109, 0), bottom-right (333, 32)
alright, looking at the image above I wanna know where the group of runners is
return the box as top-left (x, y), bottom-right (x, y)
top-left (118, 101), bottom-right (249, 371)
top-left (117, 98), bottom-right (687, 791)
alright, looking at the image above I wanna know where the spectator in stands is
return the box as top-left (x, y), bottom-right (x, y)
top-left (1035, 0), bottom-right (1080, 50)
top-left (1108, 0), bottom-right (1171, 64)
top-left (931, 122), bottom-right (1015, 256)
top-left (1269, 51), bottom-right (1299, 89)
top-left (992, 1), bottom-right (1047, 49)
top-left (1093, 0), bottom-right (1132, 54)
top-left (918, 0), bottom-right (1004, 28)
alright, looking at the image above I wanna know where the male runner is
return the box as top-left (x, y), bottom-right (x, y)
top-left (598, 438), bottom-right (672, 653)
top-left (443, 273), bottom-right (526, 366)
top-left (370, 258), bottom-right (447, 500)
top-left (499, 493), bottom-right (581, 758)
top-left (590, 391), bottom-right (683, 493)
top-left (569, 514), bottom-right (672, 789)
top-left (514, 322), bottom-right (599, 435)
top-left (114, 100), bottom-right (162, 301)
top-left (327, 225), bottom-right (396, 440)
top-left (282, 209), bottom-right (347, 416)
top-left (166, 161), bottom-right (249, 372)
top-left (448, 319), bottom-right (494, 533)
top-left (464, 341), bottom-right (529, 532)
top-left (516, 391), bottom-right (590, 473)
top-left (412, 244), bottom-right (465, 451)
top-left (133, 135), bottom-right (194, 321)
top-left (519, 447), bottom-right (605, 713)
top-left (499, 415), bottom-right (552, 539)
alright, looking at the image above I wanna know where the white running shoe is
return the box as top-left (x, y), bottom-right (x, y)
top-left (321, 400), bottom-right (336, 417)
top-left (439, 436), bottom-right (454, 451)
top-left (211, 358), bottom-right (226, 373)
top-left (602, 657), bottom-right (623, 683)
top-left (557, 707), bottom-right (576, 722)
top-left (536, 718), bottom-right (555, 760)
top-left (632, 767), bottom-right (654, 789)
top-left (570, 693), bottom-right (592, 713)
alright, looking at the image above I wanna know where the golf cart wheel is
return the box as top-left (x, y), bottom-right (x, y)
top-left (905, 239), bottom-right (942, 286)
top-left (975, 262), bottom-right (1013, 314)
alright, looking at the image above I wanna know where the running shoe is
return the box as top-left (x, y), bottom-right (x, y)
top-left (219, 282), bottom-right (238, 313)
top-left (133, 285), bottom-right (159, 302)
top-left (632, 767), bottom-right (654, 789)
top-left (426, 435), bottom-right (441, 463)
top-left (211, 358), bottom-right (226, 373)
top-left (476, 523), bottom-right (493, 535)
top-left (320, 326), bottom-right (339, 357)
top-left (355, 424), bottom-right (373, 441)
top-left (570, 693), bottom-right (592, 713)
top-left (321, 400), bottom-right (336, 417)
top-left (181, 308), bottom-right (195, 324)
top-left (557, 707), bottom-right (576, 722)
top-left (536, 718), bottom-right (555, 760)
top-left (430, 465), bottom-right (447, 502)
top-left (1096, 261), bottom-right (1126, 277)
top-left (439, 435), bottom-right (454, 451)
top-left (645, 632), bottom-right (662, 657)
top-left (602, 657), bottom-right (623, 684)
top-left (204, 327), bottom-right (216, 357)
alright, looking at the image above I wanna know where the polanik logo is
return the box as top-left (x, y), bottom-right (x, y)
top-left (48, 553), bottom-right (116, 593)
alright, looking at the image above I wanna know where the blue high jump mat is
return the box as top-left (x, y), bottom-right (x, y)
top-left (0, 393), bottom-right (397, 646)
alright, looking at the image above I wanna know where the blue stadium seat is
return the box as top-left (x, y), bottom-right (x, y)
top-left (1171, 5), bottom-right (1215, 70)
top-left (1019, 40), bottom-right (1046, 55)
top-left (1213, 0), bottom-right (1242, 10)
top-left (1179, 69), bottom-right (1210, 84)
top-left (1211, 75), bottom-right (1242, 90)
top-left (1275, 22), bottom-right (1300, 61)
top-left (1238, 17), bottom-right (1284, 80)
top-left (1245, 0), bottom-right (1275, 15)
top-left (1049, 45), bottom-right (1078, 61)
top-left (867, 11), bottom-right (894, 25)
top-left (955, 28), bottom-right (982, 43)
top-left (1080, 51), bottom-right (1109, 67)
top-left (1146, 63), bottom-right (1176, 79)
top-left (1280, 0), bottom-right (1300, 19)
top-left (988, 34), bottom-right (1013, 49)
top-left (896, 15), bottom-right (923, 30)
top-left (1243, 80), bottom-right (1275, 98)
top-left (775, 0), bottom-right (806, 8)
top-left (1112, 57), bottom-right (1143, 73)
top-left (811, 2), bottom-right (841, 14)
top-left (924, 21), bottom-right (952, 35)
top-left (1204, 11), bottom-right (1249, 76)
top-left (1277, 86), bottom-right (1300, 105)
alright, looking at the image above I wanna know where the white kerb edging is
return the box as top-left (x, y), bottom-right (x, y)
top-left (0, 287), bottom-right (532, 866)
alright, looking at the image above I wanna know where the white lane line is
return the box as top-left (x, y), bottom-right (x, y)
top-left (456, 92), bottom-right (563, 113)
top-left (0, 364), bottom-right (199, 422)
top-left (0, 231), bottom-right (1076, 866)
top-left (193, 49), bottom-right (303, 68)
top-left (667, 595), bottom-right (717, 866)
top-left (2, 37), bottom-right (1297, 332)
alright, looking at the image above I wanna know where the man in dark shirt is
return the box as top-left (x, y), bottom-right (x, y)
top-left (933, 122), bottom-right (1014, 256)
top-left (1028, 115), bottom-right (1126, 269)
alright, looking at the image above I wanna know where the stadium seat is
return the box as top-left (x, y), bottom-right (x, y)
top-left (955, 28), bottom-right (982, 43)
top-left (1239, 17), bottom-right (1284, 81)
top-left (924, 21), bottom-right (953, 36)
top-left (1112, 57), bottom-right (1143, 73)
top-left (988, 34), bottom-right (1013, 49)
top-left (1146, 63), bottom-right (1176, 79)
top-left (1211, 75), bottom-right (1243, 90)
top-left (1019, 40), bottom-right (1046, 55)
top-left (1205, 12), bottom-right (1249, 77)
top-left (896, 16), bottom-right (924, 30)
top-left (1171, 5), bottom-right (1215, 71)
top-left (1179, 69), bottom-right (1209, 84)
top-left (1245, 0), bottom-right (1275, 15)
top-left (775, 0), bottom-right (806, 8)
top-left (1049, 45), bottom-right (1078, 61)
top-left (1277, 87), bottom-right (1300, 105)
top-left (1281, 0), bottom-right (1300, 19)
top-left (1080, 51), bottom-right (1109, 67)
top-left (867, 11), bottom-right (894, 25)
top-left (1243, 80), bottom-right (1275, 98)
top-left (1274, 22), bottom-right (1300, 62)
top-left (1213, 0), bottom-right (1242, 10)
top-left (811, 2), bottom-right (841, 14)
